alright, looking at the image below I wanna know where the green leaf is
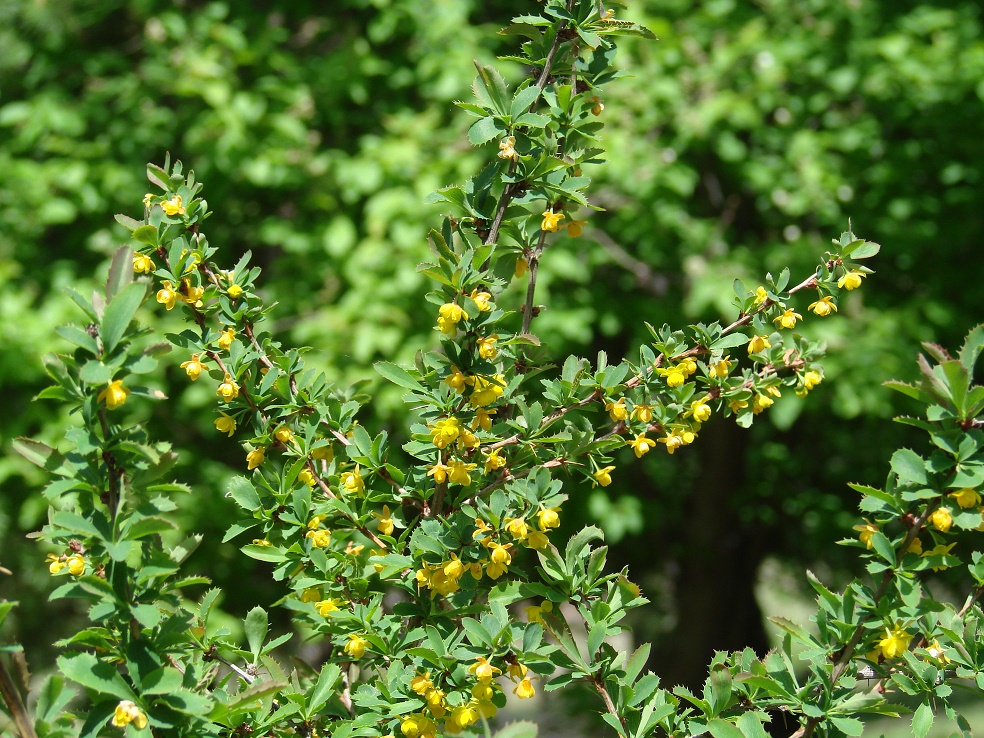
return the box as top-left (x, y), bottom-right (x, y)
top-left (958, 324), bottom-right (984, 375)
top-left (57, 652), bottom-right (135, 701)
top-left (55, 324), bottom-right (99, 354)
top-left (131, 224), bottom-right (158, 245)
top-left (245, 606), bottom-right (268, 660)
top-left (710, 333), bottom-right (750, 350)
top-left (492, 722), bottom-right (539, 738)
top-left (374, 361), bottom-right (425, 392)
top-left (105, 244), bottom-right (134, 301)
top-left (912, 702), bottom-right (934, 738)
top-left (229, 476), bottom-right (261, 510)
top-left (79, 360), bottom-right (115, 386)
top-left (468, 116), bottom-right (503, 146)
top-left (828, 716), bottom-right (863, 736)
top-left (13, 438), bottom-right (76, 477)
top-left (706, 718), bottom-right (745, 738)
top-left (101, 282), bottom-right (147, 354)
top-left (891, 448), bottom-right (927, 486)
top-left (735, 714), bottom-right (770, 738)
top-left (309, 664), bottom-right (342, 716)
top-left (510, 85), bottom-right (541, 118)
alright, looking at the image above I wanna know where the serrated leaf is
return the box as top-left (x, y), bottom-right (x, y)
top-left (706, 718), bottom-right (745, 738)
top-left (911, 701), bottom-right (934, 738)
top-left (13, 438), bottom-right (75, 476)
top-left (57, 652), bottom-right (135, 701)
top-left (510, 85), bottom-right (541, 118)
top-left (228, 476), bottom-right (261, 510)
top-left (374, 361), bottom-right (425, 391)
top-left (101, 282), bottom-right (147, 354)
top-left (468, 116), bottom-right (504, 146)
top-left (891, 448), bottom-right (927, 486)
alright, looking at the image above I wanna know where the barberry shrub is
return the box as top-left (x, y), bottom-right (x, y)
top-left (3, 2), bottom-right (984, 737)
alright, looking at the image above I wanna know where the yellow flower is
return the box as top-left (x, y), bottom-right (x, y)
top-left (252, 538), bottom-right (271, 547)
top-left (773, 308), bottom-right (803, 330)
top-left (658, 432), bottom-right (684, 455)
top-left (469, 375), bottom-right (504, 407)
top-left (838, 270), bottom-right (866, 290)
top-left (631, 403), bottom-right (654, 423)
top-left (211, 414), bottom-right (237, 441)
top-left (340, 467), bottom-right (366, 496)
top-left (298, 468), bottom-right (316, 487)
top-left (921, 542), bottom-right (956, 571)
top-left (513, 677), bottom-right (536, 699)
top-left (808, 296), bottom-right (837, 316)
top-left (345, 541), bottom-right (364, 556)
top-left (98, 379), bottom-right (130, 410)
top-left (567, 219), bottom-right (588, 237)
top-left (754, 285), bottom-right (769, 305)
top-left (227, 284), bottom-right (243, 299)
top-left (689, 397), bottom-right (712, 423)
top-left (471, 682), bottom-right (494, 702)
top-left (949, 488), bottom-right (982, 509)
top-left (497, 135), bottom-right (518, 160)
top-left (524, 600), bottom-right (554, 624)
top-left (446, 704), bottom-right (479, 732)
top-left (66, 554), bottom-right (86, 576)
top-left (217, 327), bottom-right (236, 351)
top-left (46, 554), bottom-right (65, 574)
top-left (133, 252), bottom-right (154, 274)
top-left (477, 334), bottom-right (498, 360)
top-left (541, 210), bottom-right (565, 232)
top-left (312, 444), bottom-right (335, 462)
top-left (606, 398), bottom-right (628, 422)
top-left (344, 634), bottom-right (369, 659)
top-left (180, 277), bottom-right (204, 306)
top-left (306, 529), bottom-right (331, 548)
top-left (537, 507), bottom-right (560, 531)
top-left (427, 461), bottom-right (450, 485)
top-left (400, 713), bottom-right (434, 738)
top-left (803, 370), bottom-right (823, 392)
top-left (448, 459), bottom-right (477, 486)
top-left (629, 433), bottom-right (654, 458)
top-left (853, 521), bottom-right (878, 549)
top-left (514, 257), bottom-right (529, 278)
top-left (753, 393), bottom-right (774, 414)
top-left (504, 517), bottom-right (529, 540)
top-left (374, 505), bottom-right (395, 537)
top-left (876, 625), bottom-right (912, 660)
top-left (315, 598), bottom-right (346, 616)
top-left (156, 281), bottom-right (177, 310)
top-left (299, 587), bottom-right (322, 603)
top-left (470, 288), bottom-right (493, 312)
top-left (930, 506), bottom-right (953, 533)
top-left (111, 700), bottom-right (148, 729)
top-left (469, 656), bottom-right (501, 683)
top-left (180, 354), bottom-right (205, 381)
top-left (430, 417), bottom-right (461, 449)
top-left (657, 365), bottom-right (686, 388)
top-left (410, 672), bottom-right (433, 695)
top-left (274, 426), bottom-right (293, 444)
top-left (526, 529), bottom-right (549, 549)
top-left (246, 447), bottom-right (265, 470)
top-left (437, 302), bottom-right (467, 335)
top-left (142, 193), bottom-right (154, 207)
top-left (594, 466), bottom-right (615, 487)
top-left (162, 195), bottom-right (185, 216)
top-left (708, 357), bottom-right (732, 378)
top-left (729, 397), bottom-right (749, 413)
top-left (906, 537), bottom-right (923, 555)
top-left (484, 448), bottom-right (506, 474)
top-left (216, 374), bottom-right (240, 402)
top-left (747, 335), bottom-right (771, 354)
top-left (925, 640), bottom-right (951, 665)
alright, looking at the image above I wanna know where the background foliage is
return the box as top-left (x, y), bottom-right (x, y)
top-left (1, 0), bottom-right (983, 727)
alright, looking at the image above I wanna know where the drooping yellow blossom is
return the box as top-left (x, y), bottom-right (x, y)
top-left (443, 554), bottom-right (465, 581)
top-left (340, 467), bottom-right (366, 496)
top-left (410, 672), bottom-right (433, 696)
top-left (752, 393), bottom-right (774, 414)
top-left (513, 677), bottom-right (536, 699)
top-left (630, 433), bottom-right (654, 458)
top-left (400, 713), bottom-right (435, 738)
top-left (274, 426), bottom-right (293, 444)
top-left (930, 506), bottom-right (953, 533)
top-left (133, 252), bottom-right (154, 274)
top-left (470, 288), bottom-right (493, 312)
top-left (524, 600), bottom-right (554, 624)
top-left (925, 640), bottom-right (951, 665)
top-left (658, 432), bottom-right (684, 454)
top-left (631, 403), bottom-right (654, 423)
top-left (594, 466), bottom-right (615, 487)
top-left (214, 412), bottom-right (237, 437)
top-left (504, 517), bottom-right (529, 540)
top-left (227, 284), bottom-right (243, 299)
top-left (344, 633), bottom-right (369, 659)
top-left (541, 210), bottom-right (565, 232)
top-left (308, 514), bottom-right (326, 530)
top-left (162, 194), bottom-right (185, 216)
top-left (180, 354), bottom-right (205, 381)
top-left (179, 277), bottom-right (204, 306)
top-left (799, 370), bottom-right (823, 395)
top-left (98, 379), bottom-right (130, 410)
top-left (156, 281), bottom-right (178, 310)
top-left (446, 703), bottom-right (479, 733)
top-left (729, 397), bottom-right (749, 413)
top-left (46, 554), bottom-right (65, 574)
top-left (754, 285), bottom-right (769, 305)
top-left (838, 270), bottom-right (866, 290)
top-left (922, 542), bottom-right (957, 571)
top-left (473, 407), bottom-right (495, 431)
top-left (689, 396), bottom-right (712, 423)
top-left (299, 587), bottom-right (322, 603)
top-left (430, 417), bottom-right (462, 449)
top-left (445, 366), bottom-right (468, 394)
top-left (708, 357), bottom-right (732, 379)
top-left (314, 597), bottom-right (346, 618)
top-left (469, 656), bottom-right (502, 683)
top-left (216, 374), bottom-right (240, 402)
top-left (246, 447), bottom-right (265, 470)
top-left (217, 327), bottom-right (236, 351)
top-left (469, 375), bottom-right (504, 407)
top-left (876, 625), bottom-right (912, 660)
top-left (486, 542), bottom-right (512, 578)
top-left (345, 541), bottom-right (364, 556)
top-left (471, 682), bottom-right (495, 702)
top-left (950, 488), bottom-right (982, 509)
top-left (111, 700), bottom-right (148, 729)
top-left (448, 460), bottom-right (477, 486)
top-left (906, 537), bottom-right (923, 555)
top-left (306, 529), bottom-right (331, 548)
top-left (774, 308), bottom-right (803, 330)
top-left (657, 365), bottom-right (686, 388)
top-left (514, 257), bottom-right (529, 278)
top-left (588, 94), bottom-right (605, 115)
top-left (680, 357), bottom-right (698, 376)
top-left (477, 335), bottom-right (499, 360)
top-left (66, 554), bottom-right (86, 576)
top-left (537, 507), bottom-right (560, 531)
top-left (606, 398), bottom-right (628, 422)
top-left (374, 505), bottom-right (395, 537)
top-left (497, 135), bottom-right (518, 160)
top-left (298, 468), bottom-right (316, 487)
top-left (437, 302), bottom-right (467, 335)
top-left (526, 529), bottom-right (549, 549)
top-left (747, 335), bottom-right (771, 354)
top-left (809, 296), bottom-right (837, 316)
top-left (484, 448), bottom-right (506, 474)
top-left (427, 461), bottom-right (450, 484)
top-left (312, 444), bottom-right (334, 462)
top-left (853, 521), bottom-right (878, 549)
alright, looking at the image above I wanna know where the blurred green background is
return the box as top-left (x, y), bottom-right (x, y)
top-left (1, 0), bottom-right (983, 734)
